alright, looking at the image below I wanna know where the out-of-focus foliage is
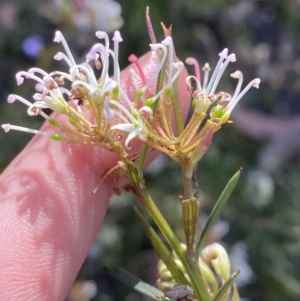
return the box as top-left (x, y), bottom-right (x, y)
top-left (1, 0), bottom-right (300, 300)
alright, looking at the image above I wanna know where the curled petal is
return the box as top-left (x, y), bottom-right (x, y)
top-left (125, 129), bottom-right (142, 149)
top-left (185, 75), bottom-right (202, 92)
top-left (103, 99), bottom-right (115, 121)
top-left (139, 106), bottom-right (153, 118)
top-left (186, 57), bottom-right (201, 82)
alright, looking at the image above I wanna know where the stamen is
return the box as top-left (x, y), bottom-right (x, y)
top-left (72, 80), bottom-right (94, 95)
top-left (7, 94), bottom-right (48, 119)
top-left (209, 53), bottom-right (236, 95)
top-left (16, 71), bottom-right (44, 86)
top-left (48, 71), bottom-right (72, 82)
top-left (202, 63), bottom-right (211, 93)
top-left (185, 57), bottom-right (201, 83)
top-left (230, 71), bottom-right (243, 101)
top-left (107, 98), bottom-right (136, 124)
top-left (171, 62), bottom-right (184, 84)
top-left (95, 31), bottom-right (109, 52)
top-left (205, 48), bottom-right (228, 95)
top-left (59, 87), bottom-right (71, 96)
top-left (54, 52), bottom-right (73, 68)
top-left (152, 61), bottom-right (184, 101)
top-left (86, 43), bottom-right (109, 87)
top-left (143, 42), bottom-right (168, 92)
top-left (53, 31), bottom-right (76, 66)
top-left (2, 123), bottom-right (51, 137)
top-left (28, 67), bottom-right (48, 77)
top-left (7, 94), bottom-right (31, 106)
top-left (69, 64), bottom-right (98, 86)
top-left (113, 110), bottom-right (131, 123)
top-left (35, 83), bottom-right (45, 93)
top-left (112, 31), bottom-right (123, 84)
top-left (161, 36), bottom-right (175, 87)
top-left (227, 78), bottom-right (260, 114)
top-left (33, 93), bottom-right (43, 101)
top-left (43, 75), bottom-right (58, 90)
top-left (119, 87), bottom-right (136, 112)
top-left (86, 43), bottom-right (105, 61)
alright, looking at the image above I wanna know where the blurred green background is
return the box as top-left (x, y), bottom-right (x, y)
top-left (1, 0), bottom-right (300, 300)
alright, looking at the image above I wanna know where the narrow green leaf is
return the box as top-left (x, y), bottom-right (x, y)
top-left (212, 269), bottom-right (241, 301)
top-left (133, 205), bottom-right (188, 285)
top-left (137, 144), bottom-right (149, 174)
top-left (196, 169), bottom-right (241, 251)
top-left (139, 192), bottom-right (211, 301)
top-left (105, 266), bottom-right (164, 300)
top-left (182, 197), bottom-right (199, 255)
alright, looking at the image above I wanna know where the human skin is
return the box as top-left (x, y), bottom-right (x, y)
top-left (0, 53), bottom-right (190, 300)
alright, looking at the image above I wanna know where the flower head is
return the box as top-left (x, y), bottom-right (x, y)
top-left (186, 50), bottom-right (260, 124)
top-left (1, 29), bottom-right (185, 156)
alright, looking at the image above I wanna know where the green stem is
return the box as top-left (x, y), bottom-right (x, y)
top-left (137, 144), bottom-right (149, 174)
top-left (182, 165), bottom-right (193, 200)
top-left (133, 205), bottom-right (188, 285)
top-left (139, 192), bottom-right (210, 301)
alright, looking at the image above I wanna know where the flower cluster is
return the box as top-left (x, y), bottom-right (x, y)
top-left (157, 243), bottom-right (240, 300)
top-left (1, 25), bottom-right (261, 301)
top-left (2, 29), bottom-right (260, 166)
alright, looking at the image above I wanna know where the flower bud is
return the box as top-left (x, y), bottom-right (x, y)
top-left (201, 243), bottom-right (231, 281)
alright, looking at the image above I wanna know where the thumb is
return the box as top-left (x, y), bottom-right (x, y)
top-left (0, 52), bottom-right (190, 301)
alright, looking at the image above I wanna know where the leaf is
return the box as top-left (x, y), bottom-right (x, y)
top-left (196, 169), bottom-right (241, 251)
top-left (104, 266), bottom-right (164, 300)
top-left (212, 269), bottom-right (241, 301)
top-left (133, 205), bottom-right (188, 285)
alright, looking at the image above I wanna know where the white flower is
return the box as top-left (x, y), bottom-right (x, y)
top-left (1, 30), bottom-right (183, 150)
top-left (108, 105), bottom-right (152, 149)
top-left (226, 70), bottom-right (260, 114)
top-left (2, 30), bottom-right (123, 139)
top-left (186, 50), bottom-right (260, 118)
top-left (186, 49), bottom-right (236, 99)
